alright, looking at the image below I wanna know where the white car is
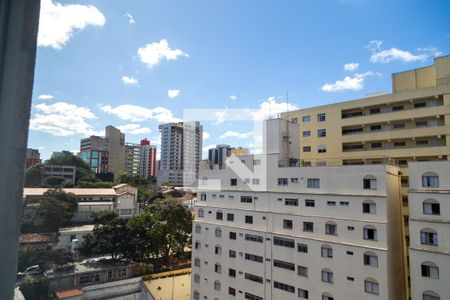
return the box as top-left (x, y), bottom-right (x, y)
top-left (17, 265), bottom-right (41, 277)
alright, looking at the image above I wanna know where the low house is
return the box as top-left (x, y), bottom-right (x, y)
top-left (55, 225), bottom-right (95, 251)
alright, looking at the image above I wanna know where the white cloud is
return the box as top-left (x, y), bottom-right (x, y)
top-left (38, 0), bottom-right (106, 49)
top-left (213, 110), bottom-right (229, 125)
top-left (220, 130), bottom-right (254, 139)
top-left (137, 39), bottom-right (188, 68)
top-left (202, 144), bottom-right (217, 153)
top-left (251, 97), bottom-right (298, 121)
top-left (230, 95), bottom-right (237, 101)
top-left (344, 63), bottom-right (359, 72)
top-left (30, 102), bottom-right (100, 136)
top-left (203, 132), bottom-right (210, 140)
top-left (37, 94), bottom-right (54, 100)
top-left (117, 124), bottom-right (151, 135)
top-left (168, 89), bottom-right (181, 98)
top-left (100, 104), bottom-right (181, 123)
top-left (121, 75), bottom-right (139, 86)
top-left (367, 40), bottom-right (440, 63)
top-left (321, 71), bottom-right (378, 92)
top-left (124, 12), bottom-right (135, 24)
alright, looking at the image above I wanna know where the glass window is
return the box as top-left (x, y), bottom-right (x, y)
top-left (363, 227), bottom-right (378, 241)
top-left (423, 200), bottom-right (440, 215)
top-left (364, 252), bottom-right (378, 267)
top-left (307, 178), bottom-right (320, 188)
top-left (421, 262), bottom-right (439, 279)
top-left (321, 270), bottom-right (333, 283)
top-left (321, 245), bottom-right (333, 258)
top-left (318, 145), bottom-right (327, 153)
top-left (283, 219), bottom-right (293, 229)
top-left (298, 288), bottom-right (309, 299)
top-left (420, 229), bottom-right (438, 245)
top-left (285, 198), bottom-right (298, 206)
top-left (317, 129), bottom-right (326, 137)
top-left (297, 243), bottom-right (308, 253)
top-left (317, 113), bottom-right (326, 122)
top-left (302, 115), bottom-right (311, 122)
top-left (303, 146), bottom-right (311, 152)
top-left (303, 222), bottom-right (314, 232)
top-left (298, 265), bottom-right (308, 277)
top-left (278, 178), bottom-right (288, 186)
top-left (422, 174), bottom-right (439, 187)
top-left (363, 200), bottom-right (376, 214)
top-left (245, 215), bottom-right (253, 224)
top-left (364, 279), bottom-right (379, 295)
top-left (302, 131), bottom-right (311, 137)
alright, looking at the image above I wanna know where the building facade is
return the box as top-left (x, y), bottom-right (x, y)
top-left (25, 148), bottom-right (41, 169)
top-left (192, 153), bottom-right (406, 300)
top-left (42, 165), bottom-right (76, 184)
top-left (208, 144), bottom-right (232, 169)
top-left (408, 161), bottom-right (450, 300)
top-left (125, 143), bottom-right (141, 176)
top-left (139, 138), bottom-right (157, 179)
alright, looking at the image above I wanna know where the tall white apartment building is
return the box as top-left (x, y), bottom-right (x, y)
top-left (408, 161), bottom-right (450, 300)
top-left (192, 153), bottom-right (406, 300)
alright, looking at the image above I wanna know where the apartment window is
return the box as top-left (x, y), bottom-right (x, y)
top-left (417, 140), bottom-right (429, 146)
top-left (245, 273), bottom-right (263, 284)
top-left (322, 295), bottom-right (334, 300)
top-left (298, 288), bottom-right (309, 299)
top-left (298, 265), bottom-right (308, 277)
top-left (340, 201), bottom-right (349, 206)
top-left (215, 228), bottom-right (222, 238)
top-left (214, 245), bottom-right (222, 255)
top-left (302, 115), bottom-right (311, 122)
top-left (214, 280), bottom-right (221, 291)
top-left (278, 178), bottom-right (288, 186)
top-left (273, 236), bottom-right (295, 248)
top-left (228, 268), bottom-right (236, 278)
top-left (305, 199), bottom-right (315, 207)
top-left (195, 225), bottom-right (201, 234)
top-left (303, 146), bottom-right (311, 152)
top-left (363, 226), bottom-right (378, 241)
top-left (420, 229), bottom-right (438, 245)
top-left (393, 123), bottom-right (405, 129)
top-left (325, 222), bottom-right (337, 235)
top-left (291, 178), bottom-right (299, 183)
top-left (216, 211), bottom-right (223, 220)
top-left (283, 219), bottom-right (293, 229)
top-left (307, 178), bottom-right (320, 188)
top-left (194, 241), bottom-right (201, 250)
top-left (364, 252), bottom-right (378, 267)
top-left (214, 263), bottom-right (221, 273)
top-left (423, 199), bottom-right (440, 215)
top-left (225, 214), bottom-right (234, 222)
top-left (240, 196), bottom-right (253, 203)
top-left (416, 120), bottom-right (428, 127)
top-left (422, 173), bottom-right (439, 187)
top-left (318, 145), bottom-right (327, 153)
top-left (317, 129), bottom-right (326, 137)
top-left (285, 198), bottom-right (298, 206)
top-left (363, 200), bottom-right (376, 214)
top-left (317, 113), bottom-right (326, 122)
top-left (298, 243), bottom-right (308, 253)
top-left (273, 259), bottom-right (295, 271)
top-left (370, 107), bottom-right (381, 114)
top-left (394, 141), bottom-right (406, 147)
top-left (229, 250), bottom-right (236, 258)
top-left (371, 142), bottom-right (382, 148)
top-left (245, 253), bottom-right (263, 263)
top-left (200, 193), bottom-right (206, 201)
top-left (415, 102), bottom-right (427, 108)
top-left (245, 215), bottom-right (253, 224)
top-left (363, 176), bottom-right (377, 190)
top-left (252, 178), bottom-right (260, 185)
top-left (229, 287), bottom-right (236, 296)
top-left (194, 273), bottom-right (200, 283)
top-left (194, 258), bottom-right (200, 267)
top-left (346, 250), bottom-right (354, 255)
top-left (193, 291), bottom-right (200, 300)
top-left (274, 281), bottom-right (295, 293)
top-left (321, 269), bottom-right (334, 283)
top-left (421, 262), bottom-right (439, 279)
top-left (423, 291), bottom-right (441, 300)
top-left (245, 234), bottom-right (263, 243)
top-left (321, 245), bottom-right (333, 258)
top-left (364, 278), bottom-right (379, 295)
top-left (327, 201), bottom-right (336, 206)
top-left (303, 222), bottom-right (314, 232)
top-left (197, 209), bottom-right (204, 218)
top-left (370, 124), bottom-right (382, 131)
top-left (302, 131), bottom-right (311, 137)
top-left (392, 105), bottom-right (404, 111)
top-left (229, 232), bottom-right (236, 240)
top-left (230, 178), bottom-right (237, 186)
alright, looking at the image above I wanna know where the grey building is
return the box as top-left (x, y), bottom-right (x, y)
top-left (42, 165), bottom-right (76, 184)
top-left (208, 144), bottom-right (232, 169)
top-left (125, 143), bottom-right (141, 176)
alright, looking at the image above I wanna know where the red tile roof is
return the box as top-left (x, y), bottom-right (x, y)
top-left (54, 287), bottom-right (83, 299)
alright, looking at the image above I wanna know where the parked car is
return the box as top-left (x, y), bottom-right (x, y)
top-left (17, 265), bottom-right (41, 278)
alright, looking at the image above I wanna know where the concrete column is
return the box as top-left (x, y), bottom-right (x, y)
top-left (0, 0), bottom-right (40, 299)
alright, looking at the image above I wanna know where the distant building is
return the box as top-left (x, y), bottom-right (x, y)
top-left (25, 148), bottom-right (41, 169)
top-left (208, 144), bottom-right (232, 169)
top-left (139, 139), bottom-right (157, 179)
top-left (230, 147), bottom-right (249, 157)
top-left (158, 122), bottom-right (203, 186)
top-left (125, 143), bottom-right (141, 176)
top-left (51, 151), bottom-right (73, 159)
top-left (199, 159), bottom-right (219, 171)
top-left (56, 224), bottom-right (95, 251)
top-left (42, 165), bottom-right (76, 184)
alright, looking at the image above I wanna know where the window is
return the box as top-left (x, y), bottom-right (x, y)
top-left (393, 123), bottom-right (405, 129)
top-left (364, 278), bottom-right (379, 295)
top-left (278, 178), bottom-right (288, 186)
top-left (415, 102), bottom-right (426, 108)
top-left (340, 201), bottom-right (349, 206)
top-left (327, 201), bottom-right (336, 206)
top-left (245, 253), bottom-right (263, 263)
top-left (274, 281), bottom-right (295, 293)
top-left (317, 129), bottom-right (326, 137)
top-left (305, 199), bottom-right (315, 207)
top-left (298, 288), bottom-right (309, 299)
top-left (417, 140), bottom-right (429, 146)
top-left (214, 280), bottom-right (221, 291)
top-left (244, 178), bottom-right (250, 184)
top-left (325, 222), bottom-right (337, 235)
top-left (318, 145), bottom-right (327, 153)
top-left (285, 198), bottom-right (298, 206)
top-left (423, 291), bottom-right (441, 300)
top-left (200, 193), bottom-right (206, 201)
top-left (321, 245), bottom-right (333, 258)
top-left (363, 200), bottom-right (376, 214)
top-left (198, 208), bottom-right (204, 218)
top-left (215, 228), bottom-right (222, 238)
top-left (303, 222), bottom-right (314, 232)
top-left (214, 263), bottom-right (221, 273)
top-left (421, 262), bottom-right (439, 279)
top-left (194, 273), bottom-right (200, 283)
top-left (321, 269), bottom-right (333, 283)
top-left (230, 178), bottom-right (237, 186)
top-left (283, 219), bottom-right (293, 229)
top-left (307, 178), bottom-right (320, 188)
top-left (423, 199), bottom-right (440, 215)
top-left (298, 265), bottom-right (308, 277)
top-left (364, 252), bottom-right (378, 267)
top-left (371, 142), bottom-right (382, 148)
top-left (193, 291), bottom-right (200, 300)
top-left (346, 250), bottom-right (354, 255)
top-left (302, 131), bottom-right (311, 137)
top-left (273, 236), bottom-right (295, 248)
top-left (229, 232), bottom-right (236, 240)
top-left (291, 177), bottom-right (299, 183)
top-left (416, 120), bottom-right (428, 127)
top-left (194, 241), bottom-right (201, 250)
top-left (302, 115), bottom-right (311, 122)
top-left (194, 258), bottom-right (200, 267)
top-left (363, 226), bottom-right (378, 241)
top-left (245, 273), bottom-right (263, 283)
top-left (363, 176), bottom-right (377, 190)
top-left (370, 125), bottom-right (382, 131)
top-left (298, 243), bottom-right (308, 253)
top-left (229, 250), bottom-right (236, 258)
top-left (392, 105), bottom-right (404, 111)
top-left (252, 178), bottom-right (260, 185)
top-left (317, 113), bottom-right (326, 122)
top-left (422, 173), bottom-right (439, 187)
top-left (216, 211), bottom-right (223, 220)
top-left (322, 294), bottom-right (334, 300)
top-left (241, 196), bottom-right (253, 203)
top-left (274, 259), bottom-right (295, 271)
top-left (420, 228), bottom-right (438, 245)
top-left (229, 287), bottom-right (236, 296)
top-left (303, 146), bottom-right (311, 152)
top-left (195, 225), bottom-right (201, 234)
top-left (245, 234), bottom-right (263, 243)
top-left (214, 245), bottom-right (222, 255)
top-left (245, 215), bottom-right (253, 224)
top-left (253, 159), bottom-right (261, 165)
top-left (228, 268), bottom-right (236, 277)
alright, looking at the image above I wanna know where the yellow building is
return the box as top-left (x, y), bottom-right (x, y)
top-left (283, 54), bottom-right (450, 298)
top-left (230, 147), bottom-right (249, 156)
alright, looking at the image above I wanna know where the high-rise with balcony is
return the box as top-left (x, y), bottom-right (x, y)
top-left (125, 143), bottom-right (141, 176)
top-left (208, 144), bottom-right (233, 169)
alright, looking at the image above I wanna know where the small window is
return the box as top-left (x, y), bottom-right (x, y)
top-left (298, 288), bottom-right (309, 299)
top-left (290, 177), bottom-right (299, 183)
top-left (370, 124), bottom-right (382, 131)
top-left (416, 140), bottom-right (429, 146)
top-left (229, 287), bottom-right (236, 296)
top-left (216, 211), bottom-right (223, 220)
top-left (317, 113), bottom-right (326, 122)
top-left (363, 176), bottom-right (377, 190)
top-left (302, 131), bottom-right (311, 137)
top-left (198, 208), bottom-right (204, 218)
top-left (340, 201), bottom-right (349, 206)
top-left (363, 200), bottom-right (376, 214)
top-left (371, 142), bottom-right (382, 148)
top-left (228, 268), bottom-right (236, 277)
top-left (416, 120), bottom-right (428, 127)
top-left (392, 105), bottom-right (404, 111)
top-left (302, 115), bottom-right (311, 122)
top-left (421, 262), bottom-right (439, 279)
top-left (422, 173), bottom-right (439, 187)
top-left (423, 291), bottom-right (441, 300)
top-left (252, 178), bottom-right (260, 185)
top-left (194, 258), bottom-right (201, 267)
top-left (227, 213), bottom-right (235, 221)
top-left (194, 241), bottom-right (201, 250)
top-left (229, 250), bottom-right (236, 258)
top-left (393, 123), bottom-right (405, 129)
top-left (423, 199), bottom-right (440, 215)
top-left (283, 219), bottom-right (293, 229)
top-left (318, 145), bottom-right (327, 153)
top-left (214, 263), bottom-right (221, 273)
top-left (307, 178), bottom-right (320, 188)
top-left (215, 228), bottom-right (222, 238)
top-left (415, 102), bottom-right (426, 108)
top-left (364, 252), bottom-right (378, 267)
top-left (214, 280), bottom-right (221, 291)
top-left (303, 222), bottom-right (314, 232)
top-left (195, 225), bottom-right (201, 234)
top-left (394, 141), bottom-right (406, 147)
top-left (194, 273), bottom-right (200, 283)
top-left (240, 196), bottom-right (253, 203)
top-left (364, 278), bottom-right (379, 295)
top-left (420, 228), bottom-right (438, 245)
top-left (193, 291), bottom-right (200, 300)
top-left (230, 178), bottom-right (237, 186)
top-left (200, 193), bottom-right (206, 201)
top-left (245, 215), bottom-right (253, 224)
top-left (317, 129), bottom-right (326, 137)
top-left (229, 232), bottom-right (236, 240)
top-left (305, 199), bottom-right (315, 207)
top-left (327, 201), bottom-right (336, 206)
top-left (303, 146), bottom-right (311, 152)
top-left (285, 198), bottom-right (298, 206)
top-left (321, 245), bottom-right (333, 258)
top-left (325, 222), bottom-right (337, 235)
top-left (215, 245), bottom-right (222, 255)
top-left (297, 243), bottom-right (308, 253)
top-left (278, 178), bottom-right (288, 186)
top-left (253, 159), bottom-right (261, 165)
top-left (298, 265), bottom-right (308, 277)
top-left (370, 107), bottom-right (381, 114)
top-left (363, 226), bottom-right (377, 241)
top-left (321, 269), bottom-right (333, 283)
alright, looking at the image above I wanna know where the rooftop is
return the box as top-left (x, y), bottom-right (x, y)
top-left (24, 188), bottom-right (117, 196)
top-left (19, 233), bottom-right (51, 244)
top-left (59, 224), bottom-right (95, 233)
top-left (54, 287), bottom-right (83, 299)
top-left (143, 268), bottom-right (191, 300)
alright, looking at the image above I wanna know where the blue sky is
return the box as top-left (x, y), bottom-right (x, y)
top-left (29, 0), bottom-right (450, 159)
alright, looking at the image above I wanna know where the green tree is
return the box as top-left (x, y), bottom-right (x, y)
top-left (19, 276), bottom-right (49, 300)
top-left (126, 212), bottom-right (159, 262)
top-left (42, 176), bottom-right (70, 188)
top-left (24, 164), bottom-right (43, 187)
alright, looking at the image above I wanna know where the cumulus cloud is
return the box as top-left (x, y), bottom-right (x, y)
top-left (168, 89), bottom-right (181, 98)
top-left (213, 110), bottom-right (229, 125)
top-left (344, 63), bottom-right (359, 72)
top-left (220, 130), bottom-right (254, 139)
top-left (100, 104), bottom-right (181, 123)
top-left (124, 12), bottom-right (135, 24)
top-left (121, 75), bottom-right (139, 86)
top-left (29, 102), bottom-right (100, 136)
top-left (251, 97), bottom-right (298, 121)
top-left (137, 39), bottom-right (188, 68)
top-left (230, 95), bottom-right (237, 101)
top-left (203, 132), bottom-right (211, 140)
top-left (117, 124), bottom-right (150, 134)
top-left (321, 71), bottom-right (378, 92)
top-left (38, 0), bottom-right (106, 49)
top-left (37, 94), bottom-right (54, 100)
top-left (366, 40), bottom-right (440, 63)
